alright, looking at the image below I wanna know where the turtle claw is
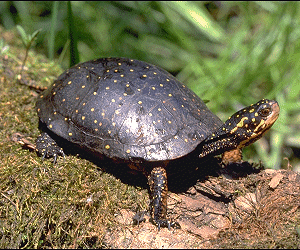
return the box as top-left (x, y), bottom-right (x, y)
top-left (170, 221), bottom-right (181, 229)
top-left (150, 218), bottom-right (181, 231)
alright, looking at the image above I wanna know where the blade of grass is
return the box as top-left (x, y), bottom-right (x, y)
top-left (67, 1), bottom-right (79, 66)
top-left (163, 1), bottom-right (225, 42)
top-left (49, 1), bottom-right (59, 60)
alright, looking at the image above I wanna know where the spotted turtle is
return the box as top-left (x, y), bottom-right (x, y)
top-left (36, 57), bottom-right (280, 229)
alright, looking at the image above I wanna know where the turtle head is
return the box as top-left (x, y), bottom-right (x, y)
top-left (199, 99), bottom-right (280, 162)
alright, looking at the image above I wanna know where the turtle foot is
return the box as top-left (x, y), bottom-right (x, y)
top-left (36, 132), bottom-right (65, 163)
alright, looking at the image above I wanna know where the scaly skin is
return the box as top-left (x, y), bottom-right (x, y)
top-left (36, 132), bottom-right (65, 164)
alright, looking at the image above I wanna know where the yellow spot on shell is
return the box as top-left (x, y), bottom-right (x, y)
top-left (82, 85), bottom-right (85, 88)
top-left (49, 124), bottom-right (53, 128)
top-left (91, 108), bottom-right (95, 112)
top-left (68, 81), bottom-right (72, 85)
top-left (112, 99), bottom-right (115, 102)
top-left (126, 149), bottom-right (130, 154)
top-left (82, 116), bottom-right (85, 120)
top-left (138, 101), bottom-right (142, 104)
top-left (94, 120), bottom-right (97, 123)
top-left (105, 145), bottom-right (110, 149)
top-left (69, 132), bottom-right (72, 136)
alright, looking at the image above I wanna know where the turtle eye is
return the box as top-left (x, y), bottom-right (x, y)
top-left (259, 107), bottom-right (271, 117)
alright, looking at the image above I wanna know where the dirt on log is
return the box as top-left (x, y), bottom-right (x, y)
top-left (103, 167), bottom-right (300, 249)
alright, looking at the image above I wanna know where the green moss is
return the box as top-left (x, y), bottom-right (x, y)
top-left (0, 27), bottom-right (148, 248)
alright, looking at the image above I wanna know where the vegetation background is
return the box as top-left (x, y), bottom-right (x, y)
top-left (0, 1), bottom-right (300, 248)
top-left (1, 1), bottom-right (299, 170)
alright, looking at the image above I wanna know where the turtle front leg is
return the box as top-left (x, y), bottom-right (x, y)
top-left (148, 167), bottom-right (180, 230)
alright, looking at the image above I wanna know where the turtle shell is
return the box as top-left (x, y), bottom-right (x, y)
top-left (36, 58), bottom-right (222, 161)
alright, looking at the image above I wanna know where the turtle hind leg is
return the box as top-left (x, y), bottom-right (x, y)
top-left (36, 132), bottom-right (65, 164)
top-left (148, 167), bottom-right (180, 230)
